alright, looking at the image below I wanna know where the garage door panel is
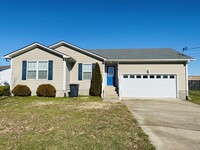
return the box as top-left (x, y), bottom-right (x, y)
top-left (121, 74), bottom-right (177, 98)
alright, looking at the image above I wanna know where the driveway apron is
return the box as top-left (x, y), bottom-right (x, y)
top-left (124, 99), bottom-right (200, 150)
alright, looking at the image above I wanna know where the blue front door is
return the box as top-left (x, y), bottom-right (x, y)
top-left (107, 66), bottom-right (115, 86)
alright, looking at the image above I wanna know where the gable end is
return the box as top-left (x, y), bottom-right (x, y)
top-left (3, 43), bottom-right (69, 59)
top-left (49, 41), bottom-right (106, 61)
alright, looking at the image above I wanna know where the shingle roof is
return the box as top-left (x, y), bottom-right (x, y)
top-left (0, 65), bottom-right (10, 71)
top-left (3, 43), bottom-right (70, 59)
top-left (87, 48), bottom-right (192, 60)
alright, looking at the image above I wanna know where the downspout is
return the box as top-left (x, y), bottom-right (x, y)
top-left (118, 61), bottom-right (121, 100)
top-left (101, 62), bottom-right (105, 98)
top-left (63, 59), bottom-right (66, 97)
top-left (185, 60), bottom-right (189, 100)
top-left (10, 59), bottom-right (13, 91)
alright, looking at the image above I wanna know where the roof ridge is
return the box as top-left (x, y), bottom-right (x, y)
top-left (87, 48), bottom-right (193, 60)
top-left (88, 48), bottom-right (174, 50)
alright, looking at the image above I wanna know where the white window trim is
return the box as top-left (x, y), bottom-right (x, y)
top-left (27, 61), bottom-right (37, 80)
top-left (38, 61), bottom-right (48, 80)
top-left (82, 64), bottom-right (92, 80)
top-left (27, 60), bottom-right (48, 80)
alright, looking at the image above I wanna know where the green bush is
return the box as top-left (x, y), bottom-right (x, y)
top-left (36, 84), bottom-right (56, 97)
top-left (90, 63), bottom-right (102, 96)
top-left (12, 85), bottom-right (31, 96)
top-left (0, 86), bottom-right (10, 96)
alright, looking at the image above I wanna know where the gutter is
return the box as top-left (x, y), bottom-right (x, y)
top-left (186, 61), bottom-right (189, 100)
top-left (105, 59), bottom-right (195, 62)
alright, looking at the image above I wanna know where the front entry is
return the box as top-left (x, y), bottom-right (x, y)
top-left (107, 66), bottom-right (115, 86)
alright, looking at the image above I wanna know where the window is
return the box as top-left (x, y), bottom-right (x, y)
top-left (27, 61), bottom-right (48, 79)
top-left (83, 64), bottom-right (92, 80)
top-left (150, 75), bottom-right (154, 79)
top-left (143, 75), bottom-right (148, 78)
top-left (163, 75), bottom-right (168, 79)
top-left (136, 75), bottom-right (141, 78)
top-left (38, 61), bottom-right (48, 79)
top-left (170, 75), bottom-right (175, 79)
top-left (123, 75), bottom-right (128, 78)
top-left (156, 75), bottom-right (161, 79)
top-left (130, 75), bottom-right (135, 78)
top-left (27, 61), bottom-right (37, 79)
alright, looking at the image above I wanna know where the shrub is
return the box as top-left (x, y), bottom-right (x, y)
top-left (0, 86), bottom-right (10, 96)
top-left (90, 63), bottom-right (102, 96)
top-left (36, 84), bottom-right (56, 97)
top-left (12, 85), bottom-right (31, 96)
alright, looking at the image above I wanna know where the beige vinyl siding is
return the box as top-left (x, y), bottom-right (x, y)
top-left (118, 63), bottom-right (186, 99)
top-left (66, 62), bottom-right (71, 91)
top-left (55, 46), bottom-right (103, 95)
top-left (11, 48), bottom-right (64, 97)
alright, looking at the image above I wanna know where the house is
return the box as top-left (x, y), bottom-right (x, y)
top-left (0, 65), bottom-right (11, 86)
top-left (3, 41), bottom-right (193, 99)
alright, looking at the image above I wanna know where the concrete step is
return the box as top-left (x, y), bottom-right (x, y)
top-left (104, 94), bottom-right (118, 98)
top-left (103, 86), bottom-right (119, 99)
top-left (104, 86), bottom-right (116, 91)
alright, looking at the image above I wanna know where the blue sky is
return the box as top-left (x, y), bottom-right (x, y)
top-left (0, 0), bottom-right (199, 75)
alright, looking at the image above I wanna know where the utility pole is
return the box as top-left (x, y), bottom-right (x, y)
top-left (182, 46), bottom-right (200, 100)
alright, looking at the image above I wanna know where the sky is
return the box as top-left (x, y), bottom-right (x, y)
top-left (0, 0), bottom-right (199, 75)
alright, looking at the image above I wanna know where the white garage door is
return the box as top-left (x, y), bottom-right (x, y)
top-left (121, 74), bottom-right (177, 98)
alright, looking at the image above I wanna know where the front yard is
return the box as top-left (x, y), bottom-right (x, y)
top-left (0, 96), bottom-right (154, 150)
top-left (189, 90), bottom-right (200, 105)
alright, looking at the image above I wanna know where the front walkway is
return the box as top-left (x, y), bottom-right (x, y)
top-left (124, 99), bottom-right (200, 150)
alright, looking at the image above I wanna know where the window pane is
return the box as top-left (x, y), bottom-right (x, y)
top-left (136, 75), bottom-right (141, 78)
top-left (38, 71), bottom-right (47, 79)
top-left (83, 64), bottom-right (92, 80)
top-left (38, 61), bottom-right (48, 70)
top-left (156, 75), bottom-right (161, 78)
top-left (130, 75), bottom-right (134, 78)
top-left (83, 64), bottom-right (92, 72)
top-left (170, 75), bottom-right (175, 79)
top-left (108, 67), bottom-right (114, 77)
top-left (143, 75), bottom-right (148, 78)
top-left (83, 72), bottom-right (92, 80)
top-left (27, 61), bottom-right (37, 70)
top-left (163, 75), bottom-right (168, 79)
top-left (123, 75), bottom-right (128, 78)
top-left (150, 75), bottom-right (154, 78)
top-left (27, 71), bottom-right (36, 79)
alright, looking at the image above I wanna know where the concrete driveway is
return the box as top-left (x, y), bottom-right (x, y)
top-left (124, 99), bottom-right (200, 150)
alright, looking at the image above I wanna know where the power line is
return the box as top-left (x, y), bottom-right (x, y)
top-left (189, 54), bottom-right (200, 57)
top-left (183, 46), bottom-right (200, 51)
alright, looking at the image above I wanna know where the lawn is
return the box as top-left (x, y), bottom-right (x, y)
top-left (189, 90), bottom-right (200, 105)
top-left (0, 96), bottom-right (154, 150)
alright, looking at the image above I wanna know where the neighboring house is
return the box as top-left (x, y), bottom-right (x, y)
top-left (0, 65), bottom-right (11, 86)
top-left (3, 41), bottom-right (193, 99)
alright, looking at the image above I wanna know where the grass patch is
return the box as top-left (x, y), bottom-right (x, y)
top-left (189, 90), bottom-right (200, 105)
top-left (0, 96), bottom-right (154, 150)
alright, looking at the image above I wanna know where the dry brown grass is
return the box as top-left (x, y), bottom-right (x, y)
top-left (0, 96), bottom-right (155, 150)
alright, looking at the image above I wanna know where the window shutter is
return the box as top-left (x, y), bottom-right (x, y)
top-left (48, 60), bottom-right (53, 80)
top-left (92, 63), bottom-right (96, 71)
top-left (78, 63), bottom-right (82, 80)
top-left (22, 61), bottom-right (27, 80)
